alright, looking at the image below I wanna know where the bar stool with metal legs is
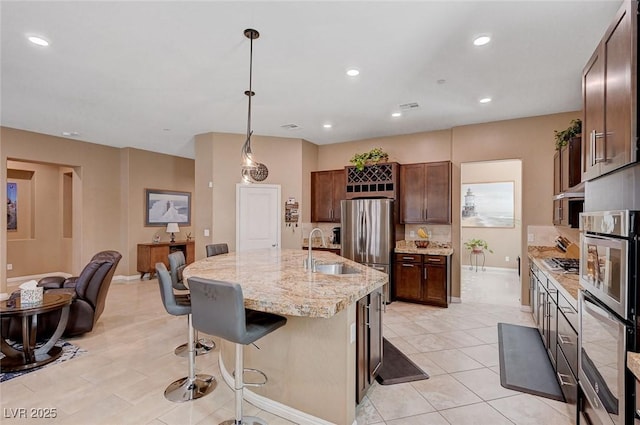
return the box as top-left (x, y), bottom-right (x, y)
top-left (188, 276), bottom-right (287, 425)
top-left (156, 263), bottom-right (217, 402)
top-left (168, 251), bottom-right (215, 357)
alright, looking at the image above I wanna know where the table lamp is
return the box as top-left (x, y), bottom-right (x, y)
top-left (166, 222), bottom-right (180, 243)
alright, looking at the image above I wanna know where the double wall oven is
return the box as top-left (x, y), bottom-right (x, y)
top-left (579, 210), bottom-right (639, 425)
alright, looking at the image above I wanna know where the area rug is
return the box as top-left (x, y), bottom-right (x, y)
top-left (497, 322), bottom-right (564, 401)
top-left (0, 340), bottom-right (87, 383)
top-left (376, 338), bottom-right (429, 385)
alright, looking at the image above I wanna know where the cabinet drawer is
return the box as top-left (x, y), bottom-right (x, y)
top-left (394, 253), bottom-right (422, 264)
top-left (557, 292), bottom-right (578, 331)
top-left (557, 310), bottom-right (578, 377)
top-left (424, 255), bottom-right (446, 265)
top-left (556, 347), bottom-right (577, 407)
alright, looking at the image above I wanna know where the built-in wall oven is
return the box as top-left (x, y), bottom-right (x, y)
top-left (579, 210), bottom-right (639, 425)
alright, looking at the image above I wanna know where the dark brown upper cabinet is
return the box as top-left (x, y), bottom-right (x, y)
top-left (399, 161), bottom-right (451, 224)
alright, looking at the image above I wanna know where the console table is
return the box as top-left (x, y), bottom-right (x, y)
top-left (137, 240), bottom-right (195, 279)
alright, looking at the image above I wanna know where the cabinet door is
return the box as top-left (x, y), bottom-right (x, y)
top-left (425, 161), bottom-right (451, 224)
top-left (330, 170), bottom-right (346, 223)
top-left (399, 164), bottom-right (426, 223)
top-left (394, 261), bottom-right (422, 301)
top-left (368, 288), bottom-right (383, 380)
top-left (582, 48), bottom-right (605, 181)
top-left (356, 297), bottom-right (368, 403)
top-left (600, 1), bottom-right (634, 175)
top-left (423, 264), bottom-right (447, 307)
top-left (311, 171), bottom-right (338, 222)
top-left (554, 150), bottom-right (562, 194)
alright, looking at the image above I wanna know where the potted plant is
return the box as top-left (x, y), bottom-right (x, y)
top-left (553, 118), bottom-right (581, 150)
top-left (464, 238), bottom-right (493, 253)
top-left (349, 147), bottom-right (389, 171)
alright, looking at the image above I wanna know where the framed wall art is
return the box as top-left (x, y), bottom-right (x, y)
top-left (145, 189), bottom-right (191, 226)
top-left (461, 181), bottom-right (514, 228)
top-left (7, 182), bottom-right (17, 231)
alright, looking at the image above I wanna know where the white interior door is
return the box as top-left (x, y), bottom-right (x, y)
top-left (236, 184), bottom-right (281, 252)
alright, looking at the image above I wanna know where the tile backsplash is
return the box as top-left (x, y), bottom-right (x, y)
top-left (527, 225), bottom-right (580, 246)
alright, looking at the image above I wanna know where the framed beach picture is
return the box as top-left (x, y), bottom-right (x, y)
top-left (145, 189), bottom-right (191, 226)
top-left (461, 181), bottom-right (515, 228)
top-left (7, 182), bottom-right (17, 231)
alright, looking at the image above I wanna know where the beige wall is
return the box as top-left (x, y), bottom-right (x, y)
top-left (460, 159), bottom-right (522, 269)
top-left (195, 132), bottom-right (309, 254)
top-left (0, 127), bottom-right (194, 291)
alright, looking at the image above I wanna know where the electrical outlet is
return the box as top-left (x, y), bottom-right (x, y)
top-left (409, 231), bottom-right (416, 237)
top-left (350, 322), bottom-right (356, 343)
top-left (204, 229), bottom-right (210, 237)
top-left (528, 233), bottom-right (534, 243)
top-left (7, 264), bottom-right (13, 271)
top-left (505, 256), bottom-right (510, 262)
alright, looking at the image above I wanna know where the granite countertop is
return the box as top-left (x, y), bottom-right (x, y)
top-left (182, 248), bottom-right (387, 319)
top-left (628, 352), bottom-right (640, 381)
top-left (395, 240), bottom-right (454, 256)
top-left (527, 246), bottom-right (580, 306)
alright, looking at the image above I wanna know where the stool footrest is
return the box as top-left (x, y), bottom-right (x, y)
top-left (231, 367), bottom-right (268, 387)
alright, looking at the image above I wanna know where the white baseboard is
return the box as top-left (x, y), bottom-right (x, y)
top-left (450, 296), bottom-right (461, 303)
top-left (520, 305), bottom-right (533, 313)
top-left (218, 352), bottom-right (340, 425)
top-left (113, 274), bottom-right (146, 282)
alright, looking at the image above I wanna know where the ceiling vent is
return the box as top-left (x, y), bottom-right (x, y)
top-left (280, 123), bottom-right (301, 130)
top-left (399, 102), bottom-right (420, 111)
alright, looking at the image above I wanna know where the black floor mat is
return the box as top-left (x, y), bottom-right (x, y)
top-left (497, 323), bottom-right (564, 402)
top-left (376, 338), bottom-right (429, 385)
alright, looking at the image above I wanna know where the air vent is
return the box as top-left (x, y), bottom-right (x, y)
top-left (280, 123), bottom-right (301, 130)
top-left (399, 102), bottom-right (420, 111)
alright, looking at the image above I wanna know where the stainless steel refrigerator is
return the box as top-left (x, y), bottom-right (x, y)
top-left (341, 199), bottom-right (394, 301)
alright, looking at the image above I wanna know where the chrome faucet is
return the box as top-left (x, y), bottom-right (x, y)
top-left (305, 227), bottom-right (326, 272)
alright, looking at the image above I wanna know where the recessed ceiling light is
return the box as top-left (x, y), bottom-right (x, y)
top-left (27, 35), bottom-right (49, 47)
top-left (479, 97), bottom-right (492, 104)
top-left (323, 123), bottom-right (332, 129)
top-left (391, 112), bottom-right (402, 118)
top-left (346, 69), bottom-right (360, 77)
top-left (473, 35), bottom-right (491, 46)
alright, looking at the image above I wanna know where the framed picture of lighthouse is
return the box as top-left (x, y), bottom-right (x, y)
top-left (145, 189), bottom-right (191, 226)
top-left (461, 181), bottom-right (514, 228)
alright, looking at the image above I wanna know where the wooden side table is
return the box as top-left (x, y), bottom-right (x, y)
top-left (1, 292), bottom-right (73, 372)
top-left (137, 240), bottom-right (195, 279)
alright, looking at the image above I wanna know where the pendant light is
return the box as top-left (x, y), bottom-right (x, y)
top-left (241, 28), bottom-right (268, 183)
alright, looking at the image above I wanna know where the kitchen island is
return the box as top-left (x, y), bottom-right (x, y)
top-left (183, 248), bottom-right (388, 425)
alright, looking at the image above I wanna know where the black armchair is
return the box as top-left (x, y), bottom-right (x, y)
top-left (3, 250), bottom-right (122, 340)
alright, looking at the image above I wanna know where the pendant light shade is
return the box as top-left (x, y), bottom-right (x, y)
top-left (241, 28), bottom-right (268, 183)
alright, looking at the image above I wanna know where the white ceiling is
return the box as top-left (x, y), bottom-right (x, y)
top-left (1, 1), bottom-right (622, 159)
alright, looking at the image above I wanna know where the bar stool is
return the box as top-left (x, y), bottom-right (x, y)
top-left (188, 277), bottom-right (287, 425)
top-left (156, 263), bottom-right (217, 402)
top-left (168, 251), bottom-right (215, 357)
top-left (205, 243), bottom-right (229, 257)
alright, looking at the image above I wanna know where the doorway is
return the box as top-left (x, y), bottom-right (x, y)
top-left (460, 159), bottom-right (522, 306)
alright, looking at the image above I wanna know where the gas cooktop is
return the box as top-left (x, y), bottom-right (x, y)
top-left (542, 257), bottom-right (579, 274)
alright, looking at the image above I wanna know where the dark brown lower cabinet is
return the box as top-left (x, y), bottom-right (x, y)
top-left (393, 253), bottom-right (450, 307)
top-left (356, 287), bottom-right (383, 403)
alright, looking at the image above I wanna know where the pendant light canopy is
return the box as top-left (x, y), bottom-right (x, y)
top-left (241, 28), bottom-right (268, 183)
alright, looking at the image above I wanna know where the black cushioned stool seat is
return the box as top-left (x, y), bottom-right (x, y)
top-left (188, 277), bottom-right (286, 425)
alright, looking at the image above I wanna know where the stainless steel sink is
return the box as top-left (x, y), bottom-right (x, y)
top-left (314, 263), bottom-right (360, 275)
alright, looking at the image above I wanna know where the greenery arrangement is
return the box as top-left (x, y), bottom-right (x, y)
top-left (349, 147), bottom-right (389, 171)
top-left (554, 118), bottom-right (582, 150)
top-left (464, 238), bottom-right (493, 253)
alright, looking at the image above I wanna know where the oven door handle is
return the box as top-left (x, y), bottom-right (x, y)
top-left (583, 295), bottom-right (617, 323)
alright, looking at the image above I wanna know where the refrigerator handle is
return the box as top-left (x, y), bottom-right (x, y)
top-left (358, 211), bottom-right (365, 255)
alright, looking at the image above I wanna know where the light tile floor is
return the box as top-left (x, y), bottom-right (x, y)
top-left (0, 267), bottom-right (575, 425)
